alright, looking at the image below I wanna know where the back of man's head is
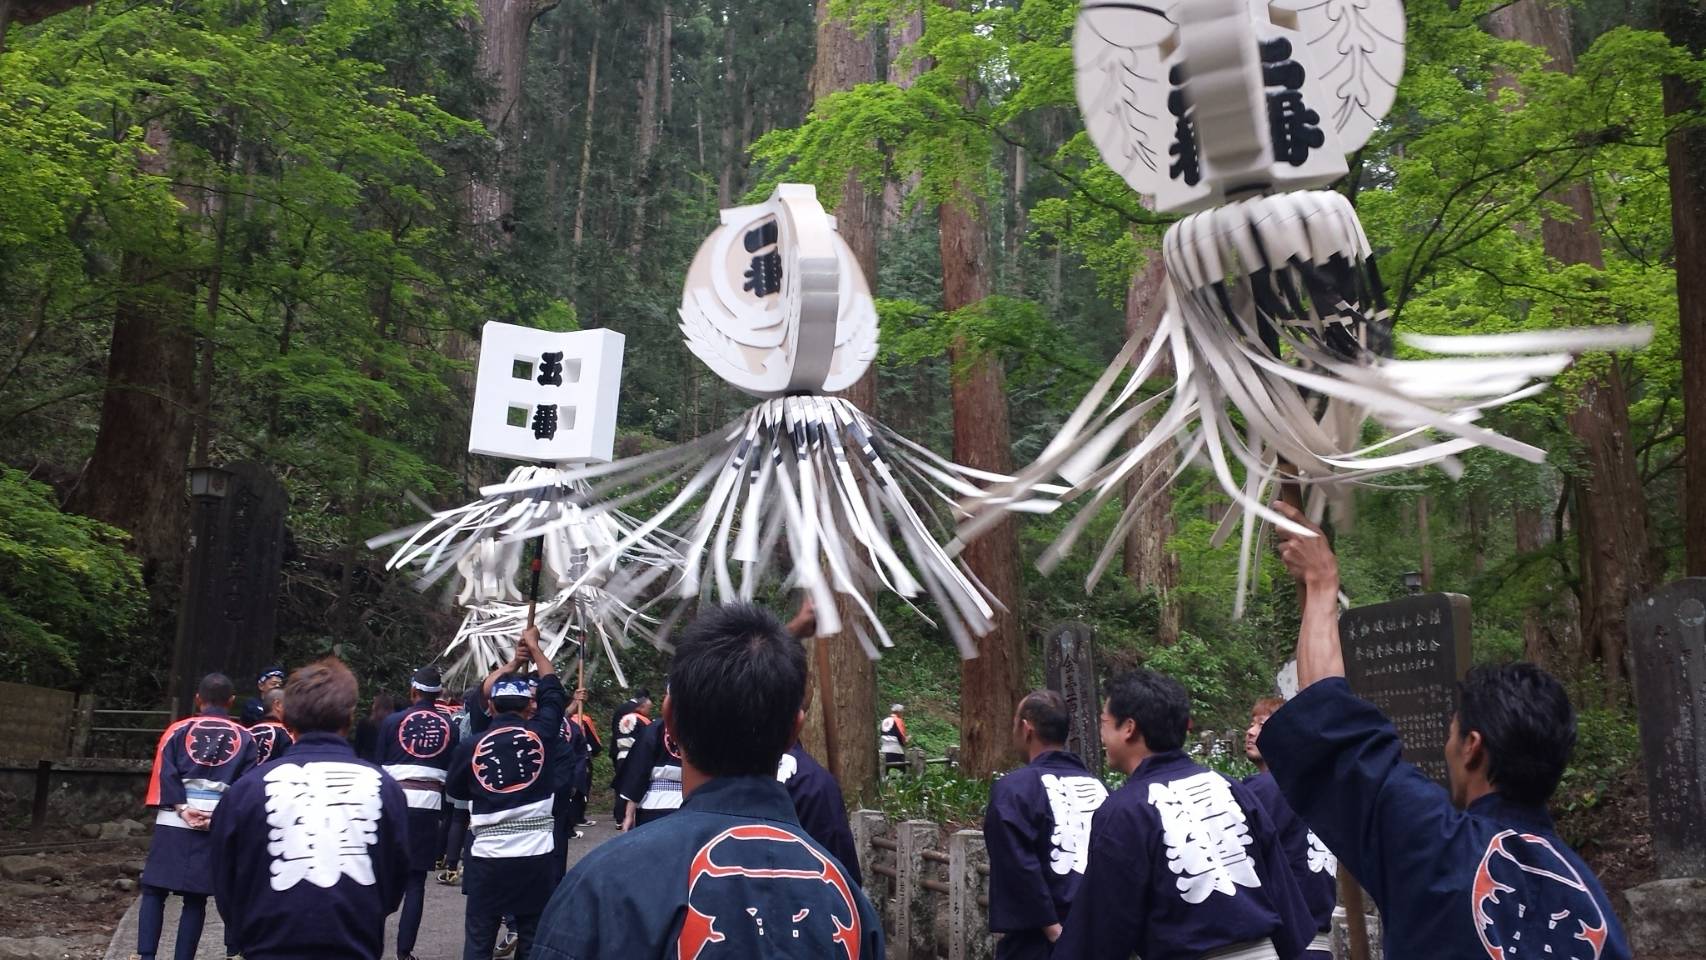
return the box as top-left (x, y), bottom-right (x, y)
top-left (262, 687), bottom-right (285, 716)
top-left (1105, 669), bottom-right (1190, 752)
top-left (491, 672), bottom-right (533, 715)
top-left (1455, 662), bottom-right (1576, 806)
top-left (1018, 689), bottom-right (1070, 746)
top-left (283, 658), bottom-right (359, 735)
top-left (669, 603), bottom-right (807, 778)
top-left (198, 673), bottom-right (235, 708)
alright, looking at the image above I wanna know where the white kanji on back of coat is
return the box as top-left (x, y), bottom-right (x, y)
top-left (1147, 771), bottom-right (1261, 903)
top-left (1306, 829), bottom-right (1337, 876)
top-left (264, 762), bottom-right (383, 891)
top-left (1040, 773), bottom-right (1108, 876)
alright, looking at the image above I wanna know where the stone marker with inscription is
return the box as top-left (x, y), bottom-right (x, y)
top-left (171, 461), bottom-right (288, 717)
top-left (1623, 579), bottom-right (1706, 958)
top-left (1044, 622), bottom-right (1101, 775)
top-left (1340, 593), bottom-right (1471, 787)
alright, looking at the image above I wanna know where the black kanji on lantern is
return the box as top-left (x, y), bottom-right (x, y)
top-left (742, 220), bottom-right (783, 297)
top-left (1260, 38), bottom-right (1324, 167)
top-left (532, 403), bottom-right (559, 440)
top-left (536, 351), bottom-right (565, 387)
top-left (1167, 64), bottom-right (1202, 186)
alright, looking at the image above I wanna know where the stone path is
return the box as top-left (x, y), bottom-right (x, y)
top-left (103, 817), bottom-right (622, 960)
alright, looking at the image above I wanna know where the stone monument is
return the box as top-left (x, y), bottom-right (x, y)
top-left (170, 462), bottom-right (288, 717)
top-left (1340, 593), bottom-right (1472, 786)
top-left (1044, 621), bottom-right (1100, 774)
top-left (1623, 579), bottom-right (1706, 957)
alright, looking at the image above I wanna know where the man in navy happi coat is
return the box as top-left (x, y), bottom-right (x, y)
top-left (1260, 501), bottom-right (1629, 960)
top-left (248, 687), bottom-right (295, 764)
top-left (136, 673), bottom-right (258, 960)
top-left (212, 658), bottom-right (411, 960)
top-left (532, 603), bottom-right (883, 960)
top-left (609, 692), bottom-right (652, 826)
top-left (616, 697), bottom-right (683, 828)
top-left (1053, 670), bottom-right (1312, 960)
top-left (1244, 697), bottom-right (1337, 957)
top-left (374, 665), bottom-right (459, 960)
top-left (776, 743), bottom-right (862, 887)
top-left (446, 626), bottom-right (567, 960)
top-left (983, 689), bottom-right (1108, 960)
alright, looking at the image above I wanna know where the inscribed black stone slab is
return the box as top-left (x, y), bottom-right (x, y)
top-left (1044, 622), bottom-right (1101, 775)
top-left (1341, 593), bottom-right (1471, 788)
top-left (171, 462), bottom-right (288, 717)
top-left (1629, 579), bottom-right (1706, 879)
top-left (0, 682), bottom-right (75, 760)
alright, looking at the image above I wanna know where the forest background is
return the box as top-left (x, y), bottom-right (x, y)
top-left (3, 0), bottom-right (1705, 909)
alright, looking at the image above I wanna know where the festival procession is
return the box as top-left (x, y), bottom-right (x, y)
top-left (0, 0), bottom-right (1702, 958)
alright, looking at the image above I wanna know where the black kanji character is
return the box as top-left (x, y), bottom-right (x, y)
top-left (743, 250), bottom-right (783, 297)
top-left (1167, 64), bottom-right (1201, 186)
top-left (744, 221), bottom-right (779, 253)
top-left (536, 350), bottom-right (565, 387)
top-left (1260, 38), bottom-right (1324, 167)
top-left (532, 403), bottom-right (558, 440)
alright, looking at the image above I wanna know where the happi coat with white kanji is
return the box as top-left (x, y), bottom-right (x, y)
top-left (1053, 750), bottom-right (1313, 960)
top-left (210, 732), bottom-right (411, 960)
top-left (777, 744), bottom-right (862, 888)
top-left (1243, 770), bottom-right (1338, 954)
top-left (983, 750), bottom-right (1108, 960)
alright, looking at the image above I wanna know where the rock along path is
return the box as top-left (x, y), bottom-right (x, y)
top-left (102, 816), bottom-right (622, 960)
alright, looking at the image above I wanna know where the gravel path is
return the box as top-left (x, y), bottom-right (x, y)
top-left (103, 815), bottom-right (622, 960)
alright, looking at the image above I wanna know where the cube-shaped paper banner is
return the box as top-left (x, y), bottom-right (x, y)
top-left (468, 323), bottom-right (624, 464)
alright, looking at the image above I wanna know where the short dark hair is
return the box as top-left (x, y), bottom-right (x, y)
top-left (1018, 689), bottom-right (1070, 745)
top-left (283, 658), bottom-right (359, 735)
top-left (197, 673), bottom-right (234, 706)
top-left (667, 603), bottom-right (807, 777)
top-left (1104, 669), bottom-right (1190, 753)
top-left (1455, 662), bottom-right (1576, 806)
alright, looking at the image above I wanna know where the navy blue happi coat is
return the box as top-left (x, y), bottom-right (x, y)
top-left (375, 700), bottom-right (460, 871)
top-left (1242, 771), bottom-right (1338, 953)
top-left (211, 733), bottom-right (411, 960)
top-left (1259, 678), bottom-right (1629, 960)
top-left (983, 750), bottom-right (1109, 960)
top-left (531, 776), bottom-right (884, 960)
top-left (249, 720), bottom-right (294, 764)
top-left (616, 719), bottom-right (683, 823)
top-left (776, 744), bottom-right (861, 888)
top-left (445, 674), bottom-right (567, 916)
top-left (1052, 751), bottom-right (1313, 960)
top-left (141, 710), bottom-right (258, 895)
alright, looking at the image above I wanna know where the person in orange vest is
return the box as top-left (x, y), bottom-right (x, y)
top-left (879, 703), bottom-right (908, 773)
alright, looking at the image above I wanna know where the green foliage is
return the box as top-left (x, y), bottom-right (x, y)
top-left (0, 468), bottom-right (147, 684)
top-left (878, 768), bottom-right (992, 825)
top-left (1555, 707), bottom-right (1642, 816)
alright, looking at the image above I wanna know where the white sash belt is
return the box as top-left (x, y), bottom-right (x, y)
top-left (1202, 939), bottom-right (1280, 960)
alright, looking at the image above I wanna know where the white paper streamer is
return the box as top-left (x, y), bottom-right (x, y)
top-left (485, 396), bottom-right (1066, 660)
top-left (964, 190), bottom-right (1651, 615)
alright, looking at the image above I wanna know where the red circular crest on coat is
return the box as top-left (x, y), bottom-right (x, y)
top-left (185, 718), bottom-right (243, 767)
top-left (664, 730), bottom-right (682, 760)
top-left (471, 727), bottom-right (546, 794)
top-left (1472, 830), bottom-right (1610, 960)
top-left (251, 722), bottom-right (292, 763)
top-left (399, 709), bottom-right (453, 759)
top-left (678, 824), bottom-right (860, 960)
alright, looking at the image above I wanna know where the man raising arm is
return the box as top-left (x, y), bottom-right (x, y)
top-left (1260, 501), bottom-right (1630, 960)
